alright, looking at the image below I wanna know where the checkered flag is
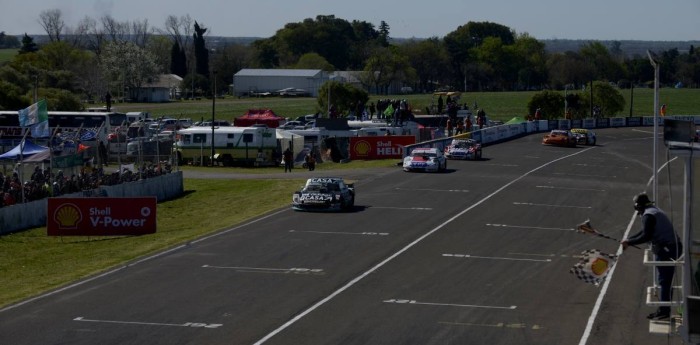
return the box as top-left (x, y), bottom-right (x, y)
top-left (570, 249), bottom-right (617, 286)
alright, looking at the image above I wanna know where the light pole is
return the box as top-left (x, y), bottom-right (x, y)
top-left (211, 70), bottom-right (216, 167)
top-left (647, 50), bottom-right (660, 201)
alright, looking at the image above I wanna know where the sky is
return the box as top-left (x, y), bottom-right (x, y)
top-left (1, 0), bottom-right (699, 41)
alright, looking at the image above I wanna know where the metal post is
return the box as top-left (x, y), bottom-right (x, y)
top-left (648, 50), bottom-right (660, 201)
top-left (211, 70), bottom-right (216, 167)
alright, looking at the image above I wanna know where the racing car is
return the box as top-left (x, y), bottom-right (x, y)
top-left (292, 177), bottom-right (355, 211)
top-left (570, 128), bottom-right (597, 145)
top-left (444, 138), bottom-right (482, 160)
top-left (403, 147), bottom-right (447, 172)
top-left (542, 129), bottom-right (576, 147)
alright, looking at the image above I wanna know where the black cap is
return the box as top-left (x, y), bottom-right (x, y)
top-left (633, 193), bottom-right (653, 210)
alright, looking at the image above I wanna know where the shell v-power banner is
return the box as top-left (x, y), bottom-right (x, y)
top-left (47, 197), bottom-right (157, 236)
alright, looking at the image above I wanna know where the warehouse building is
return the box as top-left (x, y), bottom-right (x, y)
top-left (233, 69), bottom-right (328, 97)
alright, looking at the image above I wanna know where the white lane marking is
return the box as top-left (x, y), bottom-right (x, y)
top-left (572, 163), bottom-right (628, 169)
top-left (73, 317), bottom-right (222, 329)
top-left (202, 265), bottom-right (324, 275)
top-left (524, 155), bottom-right (540, 159)
top-left (253, 147), bottom-right (595, 344)
top-left (383, 299), bottom-right (516, 310)
top-left (371, 206), bottom-right (433, 210)
top-left (551, 172), bottom-right (616, 178)
top-left (507, 252), bottom-right (583, 259)
top-left (535, 185), bottom-right (606, 192)
top-left (396, 187), bottom-right (469, 192)
top-left (289, 230), bottom-right (389, 236)
top-left (439, 321), bottom-right (545, 329)
top-left (482, 163), bottom-right (519, 167)
top-left (487, 223), bottom-right (575, 231)
top-left (442, 253), bottom-right (552, 262)
top-left (513, 202), bottom-right (592, 209)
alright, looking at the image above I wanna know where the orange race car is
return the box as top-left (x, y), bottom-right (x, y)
top-left (542, 129), bottom-right (577, 147)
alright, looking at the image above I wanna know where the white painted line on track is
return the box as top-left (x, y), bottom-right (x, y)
top-left (383, 298), bottom-right (516, 310)
top-left (254, 146), bottom-right (595, 345)
top-left (371, 206), bottom-right (433, 210)
top-left (482, 163), bottom-right (519, 167)
top-left (513, 202), bottom-right (592, 209)
top-left (442, 253), bottom-right (552, 262)
top-left (535, 185), bottom-right (606, 192)
top-left (439, 321), bottom-right (545, 329)
top-left (551, 172), bottom-right (616, 178)
top-left (487, 223), bottom-right (575, 231)
top-left (202, 265), bottom-right (324, 275)
top-left (396, 187), bottom-right (468, 192)
top-left (289, 230), bottom-right (389, 236)
top-left (572, 163), bottom-right (628, 169)
top-left (73, 317), bottom-right (223, 329)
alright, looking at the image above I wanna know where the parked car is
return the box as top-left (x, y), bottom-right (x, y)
top-left (292, 177), bottom-right (355, 212)
top-left (276, 87), bottom-right (310, 97)
top-left (403, 147), bottom-right (447, 172)
top-left (280, 121), bottom-right (305, 130)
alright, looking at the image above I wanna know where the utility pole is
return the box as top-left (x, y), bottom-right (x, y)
top-left (210, 70), bottom-right (216, 167)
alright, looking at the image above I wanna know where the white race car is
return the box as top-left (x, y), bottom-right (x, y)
top-left (444, 139), bottom-right (482, 160)
top-left (403, 147), bottom-right (447, 172)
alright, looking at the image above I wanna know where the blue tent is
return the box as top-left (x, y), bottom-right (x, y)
top-left (0, 140), bottom-right (49, 160)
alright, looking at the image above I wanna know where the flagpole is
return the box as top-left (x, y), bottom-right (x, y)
top-left (19, 127), bottom-right (30, 203)
top-left (48, 125), bottom-right (60, 196)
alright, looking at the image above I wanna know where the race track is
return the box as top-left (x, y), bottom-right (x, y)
top-left (0, 127), bottom-right (686, 345)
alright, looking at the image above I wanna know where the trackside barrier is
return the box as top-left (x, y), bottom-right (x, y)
top-left (402, 115), bottom-right (700, 158)
top-left (0, 171), bottom-right (184, 235)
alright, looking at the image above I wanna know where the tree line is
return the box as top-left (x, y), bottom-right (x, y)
top-left (0, 10), bottom-right (698, 117)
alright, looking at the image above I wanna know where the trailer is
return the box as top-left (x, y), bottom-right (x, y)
top-left (174, 126), bottom-right (280, 166)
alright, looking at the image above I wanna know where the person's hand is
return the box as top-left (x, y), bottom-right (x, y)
top-left (621, 240), bottom-right (629, 251)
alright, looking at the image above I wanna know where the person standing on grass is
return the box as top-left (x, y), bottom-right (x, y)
top-left (283, 147), bottom-right (293, 173)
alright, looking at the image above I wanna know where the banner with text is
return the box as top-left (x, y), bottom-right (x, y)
top-left (47, 197), bottom-right (157, 236)
top-left (349, 136), bottom-right (416, 160)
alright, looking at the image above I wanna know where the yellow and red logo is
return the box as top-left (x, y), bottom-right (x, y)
top-left (53, 203), bottom-right (83, 229)
top-left (353, 140), bottom-right (371, 156)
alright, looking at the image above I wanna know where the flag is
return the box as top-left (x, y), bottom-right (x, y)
top-left (80, 128), bottom-right (98, 141)
top-left (77, 143), bottom-right (90, 153)
top-left (384, 104), bottom-right (394, 118)
top-left (570, 249), bottom-right (617, 286)
top-left (18, 99), bottom-right (48, 127)
top-left (660, 104), bottom-right (667, 117)
top-left (31, 120), bottom-right (50, 138)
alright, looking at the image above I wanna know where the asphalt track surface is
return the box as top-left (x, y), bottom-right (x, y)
top-left (0, 127), bottom-right (688, 345)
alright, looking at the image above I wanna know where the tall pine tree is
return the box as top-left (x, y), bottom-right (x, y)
top-left (193, 22), bottom-right (209, 77)
top-left (170, 41), bottom-right (187, 77)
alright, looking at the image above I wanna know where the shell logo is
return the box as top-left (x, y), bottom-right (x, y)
top-left (53, 203), bottom-right (83, 229)
top-left (353, 140), bottom-right (371, 156)
top-left (590, 257), bottom-right (609, 276)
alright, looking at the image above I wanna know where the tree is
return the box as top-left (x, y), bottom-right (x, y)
top-left (0, 32), bottom-right (20, 49)
top-left (193, 21), bottom-right (209, 77)
top-left (317, 80), bottom-right (368, 115)
top-left (101, 41), bottom-right (159, 101)
top-left (170, 41), bottom-right (188, 77)
top-left (580, 81), bottom-right (625, 117)
top-left (398, 38), bottom-right (451, 93)
top-left (294, 53), bottom-right (335, 71)
top-left (378, 21), bottom-right (390, 47)
top-left (527, 90), bottom-right (565, 119)
top-left (19, 34), bottom-right (38, 54)
top-left (39, 9), bottom-right (65, 42)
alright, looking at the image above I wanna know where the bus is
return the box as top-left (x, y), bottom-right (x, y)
top-left (0, 110), bottom-right (127, 144)
top-left (174, 126), bottom-right (280, 166)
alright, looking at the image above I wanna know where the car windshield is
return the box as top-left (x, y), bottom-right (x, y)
top-left (304, 183), bottom-right (323, 192)
top-left (455, 142), bottom-right (470, 148)
top-left (413, 151), bottom-right (436, 157)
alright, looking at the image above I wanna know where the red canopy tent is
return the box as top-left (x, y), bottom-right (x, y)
top-left (233, 109), bottom-right (285, 128)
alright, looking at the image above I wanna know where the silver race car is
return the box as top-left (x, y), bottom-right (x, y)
top-left (445, 138), bottom-right (482, 160)
top-left (292, 177), bottom-right (355, 211)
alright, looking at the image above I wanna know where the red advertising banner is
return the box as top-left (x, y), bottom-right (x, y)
top-left (349, 136), bottom-right (416, 160)
top-left (47, 197), bottom-right (157, 236)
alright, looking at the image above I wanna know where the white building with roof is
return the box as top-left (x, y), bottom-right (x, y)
top-left (233, 69), bottom-right (327, 97)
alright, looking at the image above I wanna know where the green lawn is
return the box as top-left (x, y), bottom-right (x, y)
top-left (0, 48), bottom-right (18, 64)
top-left (109, 88), bottom-right (699, 124)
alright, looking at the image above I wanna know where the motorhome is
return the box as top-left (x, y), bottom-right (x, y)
top-left (175, 126), bottom-right (280, 166)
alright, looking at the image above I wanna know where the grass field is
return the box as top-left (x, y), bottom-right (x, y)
top-left (0, 48), bottom-right (18, 64)
top-left (111, 87), bottom-right (699, 124)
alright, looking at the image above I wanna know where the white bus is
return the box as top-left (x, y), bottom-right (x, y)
top-left (175, 126), bottom-right (280, 166)
top-left (0, 110), bottom-right (127, 143)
